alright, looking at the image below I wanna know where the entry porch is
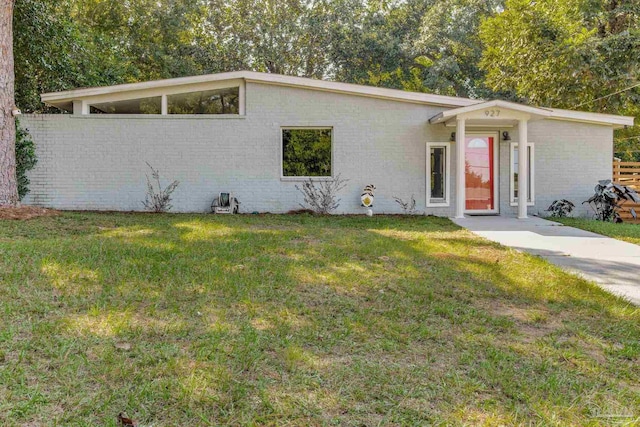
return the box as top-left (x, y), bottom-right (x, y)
top-left (429, 100), bottom-right (552, 219)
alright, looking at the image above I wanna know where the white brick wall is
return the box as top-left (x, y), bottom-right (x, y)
top-left (22, 83), bottom-right (613, 216)
top-left (498, 120), bottom-right (613, 217)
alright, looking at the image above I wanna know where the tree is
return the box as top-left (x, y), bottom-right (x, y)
top-left (480, 0), bottom-right (602, 108)
top-left (13, 0), bottom-right (131, 113)
top-left (413, 0), bottom-right (506, 99)
top-left (479, 0), bottom-right (640, 158)
top-left (200, 0), bottom-right (335, 78)
top-left (0, 0), bottom-right (18, 206)
top-left (329, 0), bottom-right (426, 88)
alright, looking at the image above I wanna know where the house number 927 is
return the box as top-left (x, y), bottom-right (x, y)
top-left (485, 109), bottom-right (500, 117)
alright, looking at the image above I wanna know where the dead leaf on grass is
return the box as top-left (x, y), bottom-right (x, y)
top-left (118, 412), bottom-right (137, 426)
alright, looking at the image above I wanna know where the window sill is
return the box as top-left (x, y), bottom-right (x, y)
top-left (280, 176), bottom-right (334, 182)
top-left (510, 201), bottom-right (535, 207)
top-left (426, 202), bottom-right (450, 208)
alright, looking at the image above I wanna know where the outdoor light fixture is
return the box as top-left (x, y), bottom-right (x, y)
top-left (502, 131), bottom-right (511, 141)
top-left (11, 107), bottom-right (21, 117)
top-left (450, 132), bottom-right (456, 142)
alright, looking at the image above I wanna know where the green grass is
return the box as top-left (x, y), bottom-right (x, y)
top-left (1, 213), bottom-right (639, 426)
top-left (554, 217), bottom-right (640, 246)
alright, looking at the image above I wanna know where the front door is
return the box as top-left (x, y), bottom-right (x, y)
top-left (465, 133), bottom-right (498, 214)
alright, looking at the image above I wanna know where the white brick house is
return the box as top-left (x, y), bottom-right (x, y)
top-left (22, 71), bottom-right (634, 217)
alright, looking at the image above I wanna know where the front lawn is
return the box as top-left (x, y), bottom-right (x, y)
top-left (554, 217), bottom-right (640, 246)
top-left (1, 213), bottom-right (639, 426)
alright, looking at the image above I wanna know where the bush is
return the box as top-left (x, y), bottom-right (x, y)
top-left (583, 180), bottom-right (639, 222)
top-left (142, 163), bottom-right (179, 212)
top-left (16, 120), bottom-right (37, 200)
top-left (295, 174), bottom-right (348, 214)
top-left (545, 199), bottom-right (574, 218)
top-left (394, 195), bottom-right (417, 214)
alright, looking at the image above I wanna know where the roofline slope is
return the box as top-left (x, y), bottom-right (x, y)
top-left (41, 70), bottom-right (478, 108)
top-left (40, 70), bottom-right (635, 127)
top-left (546, 107), bottom-right (634, 127)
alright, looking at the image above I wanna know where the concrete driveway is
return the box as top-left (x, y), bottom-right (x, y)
top-left (452, 216), bottom-right (640, 305)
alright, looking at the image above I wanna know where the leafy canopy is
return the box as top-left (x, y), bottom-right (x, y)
top-left (12, 0), bottom-right (640, 158)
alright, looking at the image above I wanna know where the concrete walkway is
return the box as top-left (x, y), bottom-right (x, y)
top-left (452, 216), bottom-right (640, 305)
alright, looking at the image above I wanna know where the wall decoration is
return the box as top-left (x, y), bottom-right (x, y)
top-left (361, 184), bottom-right (376, 208)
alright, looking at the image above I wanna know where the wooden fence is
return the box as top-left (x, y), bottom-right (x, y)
top-left (613, 161), bottom-right (640, 223)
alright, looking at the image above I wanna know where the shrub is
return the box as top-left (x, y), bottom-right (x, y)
top-left (583, 180), bottom-right (639, 222)
top-left (545, 199), bottom-right (574, 218)
top-left (142, 163), bottom-right (179, 212)
top-left (16, 120), bottom-right (37, 200)
top-left (394, 195), bottom-right (417, 214)
top-left (295, 174), bottom-right (348, 214)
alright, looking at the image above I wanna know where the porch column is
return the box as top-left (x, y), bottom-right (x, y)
top-left (161, 95), bottom-right (168, 115)
top-left (518, 119), bottom-right (528, 219)
top-left (455, 118), bottom-right (466, 218)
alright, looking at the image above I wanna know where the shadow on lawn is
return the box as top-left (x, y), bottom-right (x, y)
top-left (2, 213), bottom-right (639, 425)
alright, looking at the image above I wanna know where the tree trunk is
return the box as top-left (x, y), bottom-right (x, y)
top-left (0, 0), bottom-right (18, 206)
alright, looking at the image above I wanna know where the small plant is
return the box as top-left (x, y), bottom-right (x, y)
top-left (394, 195), bottom-right (417, 214)
top-left (16, 120), bottom-right (37, 200)
top-left (295, 174), bottom-right (348, 214)
top-left (142, 163), bottom-right (180, 212)
top-left (545, 199), bottom-right (575, 218)
top-left (583, 179), bottom-right (639, 222)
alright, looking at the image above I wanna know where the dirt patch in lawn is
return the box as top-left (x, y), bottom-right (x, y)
top-left (0, 206), bottom-right (59, 220)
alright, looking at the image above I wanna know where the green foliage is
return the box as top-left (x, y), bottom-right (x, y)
top-left (15, 120), bottom-right (37, 200)
top-left (13, 0), bottom-right (131, 113)
top-left (330, 0), bottom-right (429, 89)
top-left (479, 0), bottom-right (640, 155)
top-left (414, 0), bottom-right (506, 98)
top-left (282, 128), bottom-right (332, 177)
top-left (480, 0), bottom-right (596, 108)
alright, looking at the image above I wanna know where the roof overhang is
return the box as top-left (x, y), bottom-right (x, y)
top-left (545, 107), bottom-right (634, 129)
top-left (429, 99), bottom-right (552, 126)
top-left (40, 72), bottom-right (636, 128)
top-left (41, 70), bottom-right (479, 112)
top-left (429, 99), bottom-right (634, 129)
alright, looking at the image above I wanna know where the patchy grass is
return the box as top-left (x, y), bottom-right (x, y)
top-left (0, 206), bottom-right (59, 220)
top-left (0, 213), bottom-right (639, 426)
top-left (555, 217), bottom-right (640, 246)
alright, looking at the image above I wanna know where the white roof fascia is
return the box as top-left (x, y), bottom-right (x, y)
top-left (546, 107), bottom-right (634, 129)
top-left (41, 70), bottom-right (478, 109)
top-left (428, 100), bottom-right (552, 124)
top-left (40, 71), bottom-right (637, 128)
top-left (41, 71), bottom-right (248, 103)
top-left (241, 72), bottom-right (478, 107)
top-left (428, 99), bottom-right (634, 128)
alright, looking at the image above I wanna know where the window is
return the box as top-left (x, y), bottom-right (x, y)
top-left (426, 142), bottom-right (451, 207)
top-left (89, 96), bottom-right (162, 114)
top-left (510, 142), bottom-right (535, 206)
top-left (167, 87), bottom-right (239, 114)
top-left (282, 128), bottom-right (332, 178)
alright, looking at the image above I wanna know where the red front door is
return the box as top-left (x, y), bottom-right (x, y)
top-left (465, 135), bottom-right (495, 212)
